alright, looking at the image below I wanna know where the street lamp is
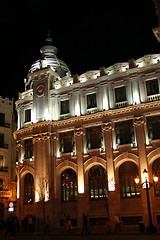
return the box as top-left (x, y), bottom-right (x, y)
top-left (134, 169), bottom-right (158, 233)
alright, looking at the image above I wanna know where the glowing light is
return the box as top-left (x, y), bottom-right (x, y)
top-left (108, 177), bottom-right (115, 191)
top-left (35, 192), bottom-right (39, 202)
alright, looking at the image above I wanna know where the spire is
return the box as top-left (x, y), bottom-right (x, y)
top-left (45, 29), bottom-right (53, 45)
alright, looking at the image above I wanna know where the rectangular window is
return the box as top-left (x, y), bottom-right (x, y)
top-left (24, 139), bottom-right (33, 159)
top-left (0, 134), bottom-right (4, 148)
top-left (0, 155), bottom-right (3, 167)
top-left (147, 115), bottom-right (160, 140)
top-left (0, 113), bottom-right (5, 126)
top-left (86, 126), bottom-right (102, 149)
top-left (115, 86), bottom-right (126, 103)
top-left (25, 109), bottom-right (31, 123)
top-left (60, 100), bottom-right (69, 115)
top-left (115, 120), bottom-right (135, 145)
top-left (60, 131), bottom-right (75, 153)
top-left (0, 179), bottom-right (3, 190)
top-left (146, 79), bottom-right (159, 96)
top-left (87, 93), bottom-right (97, 109)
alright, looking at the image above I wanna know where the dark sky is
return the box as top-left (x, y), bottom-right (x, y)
top-left (0, 0), bottom-right (159, 100)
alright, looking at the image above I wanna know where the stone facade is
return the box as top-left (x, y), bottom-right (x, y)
top-left (14, 51), bottom-right (160, 230)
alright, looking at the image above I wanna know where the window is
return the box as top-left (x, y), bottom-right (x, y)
top-left (60, 100), bottom-right (69, 115)
top-left (61, 169), bottom-right (77, 202)
top-left (24, 139), bottom-right (33, 159)
top-left (115, 86), bottom-right (126, 103)
top-left (0, 113), bottom-right (5, 126)
top-left (89, 165), bottom-right (107, 200)
top-left (0, 134), bottom-right (4, 148)
top-left (0, 155), bottom-right (3, 167)
top-left (86, 126), bottom-right (102, 149)
top-left (60, 131), bottom-right (75, 153)
top-left (24, 173), bottom-right (34, 204)
top-left (146, 79), bottom-right (159, 96)
top-left (25, 109), bottom-right (31, 123)
top-left (0, 179), bottom-right (3, 190)
top-left (147, 115), bottom-right (160, 140)
top-left (152, 159), bottom-right (160, 196)
top-left (119, 162), bottom-right (140, 198)
top-left (115, 120), bottom-right (135, 145)
top-left (87, 93), bottom-right (97, 109)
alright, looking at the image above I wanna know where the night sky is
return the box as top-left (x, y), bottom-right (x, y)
top-left (0, 0), bottom-right (159, 100)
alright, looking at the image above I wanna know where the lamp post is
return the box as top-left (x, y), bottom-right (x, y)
top-left (134, 169), bottom-right (158, 233)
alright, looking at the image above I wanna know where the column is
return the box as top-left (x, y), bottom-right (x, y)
top-left (16, 140), bottom-right (22, 219)
top-left (74, 127), bottom-right (85, 228)
top-left (133, 116), bottom-right (154, 226)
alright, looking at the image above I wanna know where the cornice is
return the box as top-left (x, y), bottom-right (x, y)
top-left (13, 100), bottom-right (160, 139)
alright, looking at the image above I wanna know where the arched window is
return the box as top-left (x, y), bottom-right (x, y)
top-left (119, 162), bottom-right (140, 198)
top-left (152, 158), bottom-right (160, 196)
top-left (24, 173), bottom-right (34, 204)
top-left (61, 169), bottom-right (77, 202)
top-left (89, 165), bottom-right (107, 200)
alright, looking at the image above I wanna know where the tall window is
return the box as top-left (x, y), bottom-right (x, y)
top-left (24, 139), bottom-right (33, 159)
top-left (146, 79), bottom-right (159, 96)
top-left (87, 93), bottom-right (97, 109)
top-left (0, 179), bottom-right (3, 190)
top-left (0, 134), bottom-right (4, 148)
top-left (119, 162), bottom-right (140, 198)
top-left (86, 126), bottom-right (102, 149)
top-left (152, 159), bottom-right (160, 196)
top-left (115, 86), bottom-right (126, 103)
top-left (0, 155), bottom-right (3, 169)
top-left (115, 120), bottom-right (135, 145)
top-left (60, 100), bottom-right (69, 115)
top-left (24, 173), bottom-right (34, 204)
top-left (60, 131), bottom-right (75, 153)
top-left (61, 169), bottom-right (77, 202)
top-left (89, 165), bottom-right (107, 200)
top-left (147, 115), bottom-right (160, 140)
top-left (0, 113), bottom-right (5, 126)
top-left (25, 109), bottom-right (31, 123)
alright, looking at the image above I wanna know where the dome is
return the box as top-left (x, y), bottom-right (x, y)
top-left (26, 33), bottom-right (71, 90)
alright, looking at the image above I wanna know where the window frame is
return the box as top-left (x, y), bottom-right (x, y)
top-left (87, 93), bottom-right (97, 109)
top-left (114, 86), bottom-right (127, 103)
top-left (115, 120), bottom-right (135, 145)
top-left (60, 131), bottom-right (75, 154)
top-left (89, 165), bottom-right (107, 200)
top-left (61, 169), bottom-right (77, 202)
top-left (119, 162), bottom-right (141, 198)
top-left (145, 78), bottom-right (159, 96)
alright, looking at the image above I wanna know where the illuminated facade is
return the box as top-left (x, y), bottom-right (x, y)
top-left (0, 97), bottom-right (17, 220)
top-left (14, 18), bottom-right (160, 229)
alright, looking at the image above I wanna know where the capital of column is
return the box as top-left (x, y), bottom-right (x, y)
top-left (133, 116), bottom-right (145, 127)
top-left (33, 132), bottom-right (52, 143)
top-left (74, 127), bottom-right (83, 137)
top-left (102, 122), bottom-right (112, 132)
top-left (16, 140), bottom-right (22, 150)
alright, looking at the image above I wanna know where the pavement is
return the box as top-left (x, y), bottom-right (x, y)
top-left (2, 232), bottom-right (160, 240)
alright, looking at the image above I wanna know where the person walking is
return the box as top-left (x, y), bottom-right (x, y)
top-left (66, 214), bottom-right (72, 231)
top-left (82, 213), bottom-right (90, 235)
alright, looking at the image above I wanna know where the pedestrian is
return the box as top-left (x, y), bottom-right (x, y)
top-left (82, 213), bottom-right (90, 235)
top-left (45, 215), bottom-right (50, 232)
top-left (66, 214), bottom-right (72, 231)
top-left (5, 215), bottom-right (15, 240)
top-left (28, 215), bottom-right (33, 232)
top-left (114, 213), bottom-right (121, 232)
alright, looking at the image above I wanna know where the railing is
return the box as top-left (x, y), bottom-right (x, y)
top-left (147, 94), bottom-right (160, 102)
top-left (115, 101), bottom-right (127, 108)
top-left (87, 108), bottom-right (98, 114)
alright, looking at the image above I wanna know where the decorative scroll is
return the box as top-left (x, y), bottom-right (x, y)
top-left (74, 127), bottom-right (83, 137)
top-left (16, 140), bottom-right (22, 150)
top-left (33, 132), bottom-right (51, 143)
top-left (133, 116), bottom-right (145, 127)
top-left (102, 122), bottom-right (112, 132)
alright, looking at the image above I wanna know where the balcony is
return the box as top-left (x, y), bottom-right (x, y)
top-left (0, 122), bottom-right (10, 128)
top-left (115, 101), bottom-right (127, 108)
top-left (147, 94), bottom-right (160, 102)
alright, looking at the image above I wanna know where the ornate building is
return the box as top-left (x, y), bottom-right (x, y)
top-left (0, 97), bottom-right (17, 220)
top-left (14, 6), bottom-right (160, 230)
